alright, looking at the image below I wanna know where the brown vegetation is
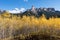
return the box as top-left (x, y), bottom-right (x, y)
top-left (0, 14), bottom-right (60, 40)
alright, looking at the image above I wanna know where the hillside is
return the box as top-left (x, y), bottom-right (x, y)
top-left (22, 6), bottom-right (60, 19)
top-left (0, 6), bottom-right (60, 19)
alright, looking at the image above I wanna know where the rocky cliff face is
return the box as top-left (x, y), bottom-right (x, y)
top-left (22, 6), bottom-right (60, 19)
top-left (0, 6), bottom-right (60, 18)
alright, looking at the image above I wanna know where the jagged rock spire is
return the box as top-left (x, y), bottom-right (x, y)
top-left (31, 5), bottom-right (37, 14)
top-left (31, 5), bottom-right (35, 11)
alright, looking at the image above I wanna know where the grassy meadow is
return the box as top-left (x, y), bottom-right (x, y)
top-left (0, 14), bottom-right (60, 40)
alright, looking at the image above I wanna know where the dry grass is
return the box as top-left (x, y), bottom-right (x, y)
top-left (0, 15), bottom-right (60, 40)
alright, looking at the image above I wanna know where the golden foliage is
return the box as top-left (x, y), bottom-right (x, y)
top-left (0, 15), bottom-right (60, 40)
top-left (1, 11), bottom-right (11, 18)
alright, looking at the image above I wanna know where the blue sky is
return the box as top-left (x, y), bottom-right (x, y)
top-left (0, 0), bottom-right (60, 10)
